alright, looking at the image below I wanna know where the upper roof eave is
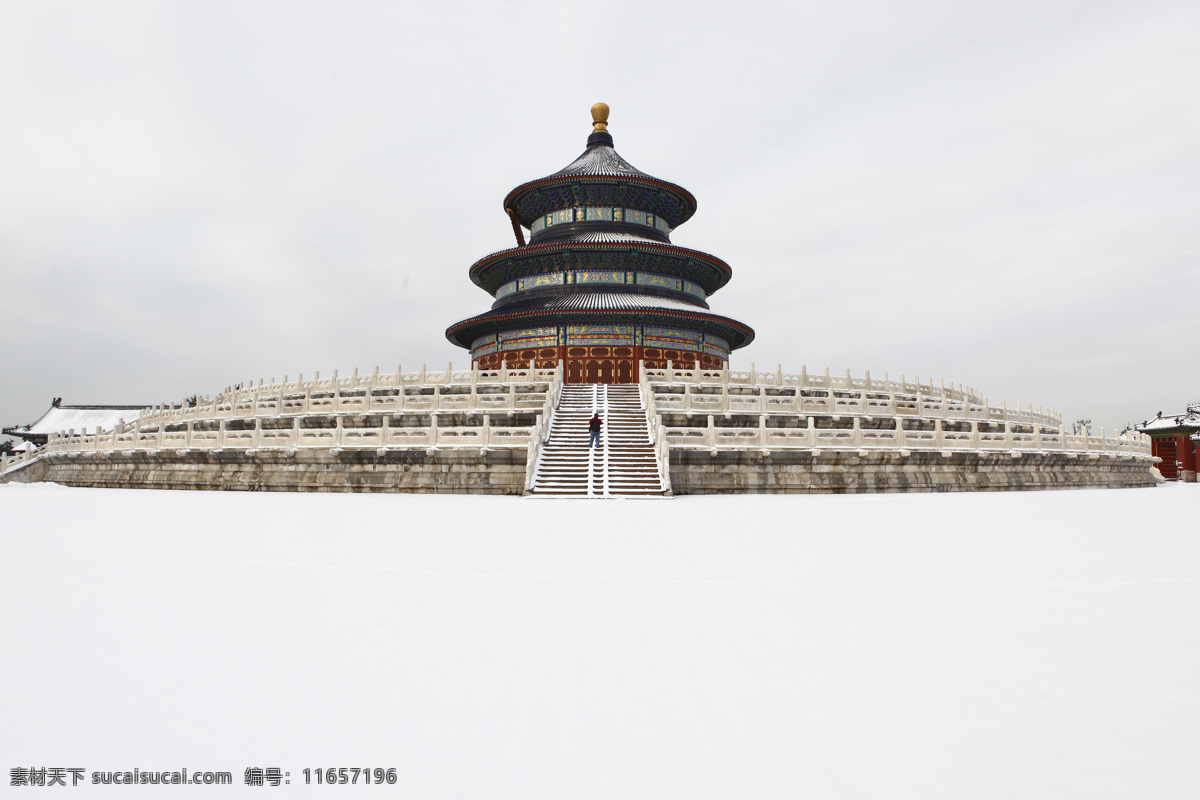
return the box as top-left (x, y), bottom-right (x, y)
top-left (503, 173), bottom-right (698, 228)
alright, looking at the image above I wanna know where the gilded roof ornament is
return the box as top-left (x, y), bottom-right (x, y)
top-left (591, 103), bottom-right (609, 133)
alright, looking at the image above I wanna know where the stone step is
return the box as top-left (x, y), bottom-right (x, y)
top-left (530, 383), bottom-right (667, 497)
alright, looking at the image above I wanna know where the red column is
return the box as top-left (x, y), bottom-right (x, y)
top-left (1180, 435), bottom-right (1197, 471)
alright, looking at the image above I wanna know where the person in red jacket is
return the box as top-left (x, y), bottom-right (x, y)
top-left (588, 413), bottom-right (603, 448)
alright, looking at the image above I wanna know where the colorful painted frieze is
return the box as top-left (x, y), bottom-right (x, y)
top-left (644, 326), bottom-right (702, 342)
top-left (526, 206), bottom-right (672, 237)
top-left (566, 324), bottom-right (635, 346)
top-left (637, 273), bottom-right (682, 291)
top-left (643, 325), bottom-right (704, 350)
top-left (497, 270), bottom-right (708, 301)
top-left (499, 326), bottom-right (559, 349)
top-left (574, 270), bottom-right (626, 286)
top-left (470, 333), bottom-right (498, 359)
top-left (519, 273), bottom-right (563, 291)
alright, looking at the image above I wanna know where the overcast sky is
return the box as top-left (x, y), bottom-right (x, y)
top-left (2, 0), bottom-right (1197, 436)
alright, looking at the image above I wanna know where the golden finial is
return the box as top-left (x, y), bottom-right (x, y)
top-left (591, 102), bottom-right (609, 133)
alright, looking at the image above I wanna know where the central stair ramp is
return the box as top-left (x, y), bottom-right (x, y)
top-left (529, 384), bottom-right (668, 497)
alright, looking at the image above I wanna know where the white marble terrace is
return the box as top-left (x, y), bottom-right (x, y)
top-left (1, 362), bottom-right (1152, 481)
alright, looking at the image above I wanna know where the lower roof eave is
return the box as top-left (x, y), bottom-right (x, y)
top-left (445, 307), bottom-right (754, 350)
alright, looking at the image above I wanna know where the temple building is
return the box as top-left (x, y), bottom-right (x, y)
top-left (445, 104), bottom-right (753, 384)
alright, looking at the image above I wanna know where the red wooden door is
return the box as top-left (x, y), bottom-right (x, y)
top-left (565, 356), bottom-right (636, 384)
top-left (1156, 440), bottom-right (1178, 479)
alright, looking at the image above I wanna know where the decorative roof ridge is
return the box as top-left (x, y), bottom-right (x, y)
top-left (551, 141), bottom-right (645, 178)
top-left (49, 404), bottom-right (149, 410)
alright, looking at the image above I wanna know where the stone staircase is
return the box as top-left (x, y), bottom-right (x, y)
top-left (529, 384), bottom-right (668, 497)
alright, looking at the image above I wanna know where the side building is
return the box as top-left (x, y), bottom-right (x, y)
top-left (4, 399), bottom-right (148, 448)
top-left (1136, 406), bottom-right (1199, 481)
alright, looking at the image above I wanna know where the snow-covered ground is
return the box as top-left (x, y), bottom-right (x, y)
top-left (2, 483), bottom-right (1196, 798)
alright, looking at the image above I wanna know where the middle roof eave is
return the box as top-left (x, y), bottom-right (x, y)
top-left (469, 240), bottom-right (733, 294)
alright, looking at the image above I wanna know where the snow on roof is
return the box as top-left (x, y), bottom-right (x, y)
top-left (12, 405), bottom-right (147, 436)
top-left (1137, 409), bottom-right (1200, 433)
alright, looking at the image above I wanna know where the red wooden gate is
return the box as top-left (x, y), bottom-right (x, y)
top-left (1155, 439), bottom-right (1178, 480)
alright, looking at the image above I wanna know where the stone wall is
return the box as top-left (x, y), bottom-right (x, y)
top-left (4, 448), bottom-right (527, 495)
top-left (668, 450), bottom-right (1158, 494)
top-left (4, 447), bottom-right (1158, 496)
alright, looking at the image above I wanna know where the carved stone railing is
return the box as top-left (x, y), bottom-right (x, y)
top-left (646, 362), bottom-right (987, 400)
top-left (661, 415), bottom-right (1151, 457)
top-left (651, 386), bottom-right (1062, 429)
top-left (643, 362), bottom-right (1060, 420)
top-left (645, 363), bottom-right (1062, 429)
top-left (638, 374), bottom-right (671, 494)
top-left (20, 364), bottom-right (566, 462)
top-left (655, 422), bottom-right (673, 493)
top-left (524, 367), bottom-right (565, 494)
top-left (136, 364), bottom-right (560, 428)
top-left (640, 362), bottom-right (1149, 457)
top-left (36, 416), bottom-right (534, 453)
top-left (0, 448), bottom-right (39, 476)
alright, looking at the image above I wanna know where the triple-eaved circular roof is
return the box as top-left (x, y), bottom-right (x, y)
top-left (445, 106), bottom-right (754, 354)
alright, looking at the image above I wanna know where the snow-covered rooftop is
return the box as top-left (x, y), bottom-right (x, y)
top-left (7, 404), bottom-right (146, 437)
top-left (1136, 408), bottom-right (1200, 433)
